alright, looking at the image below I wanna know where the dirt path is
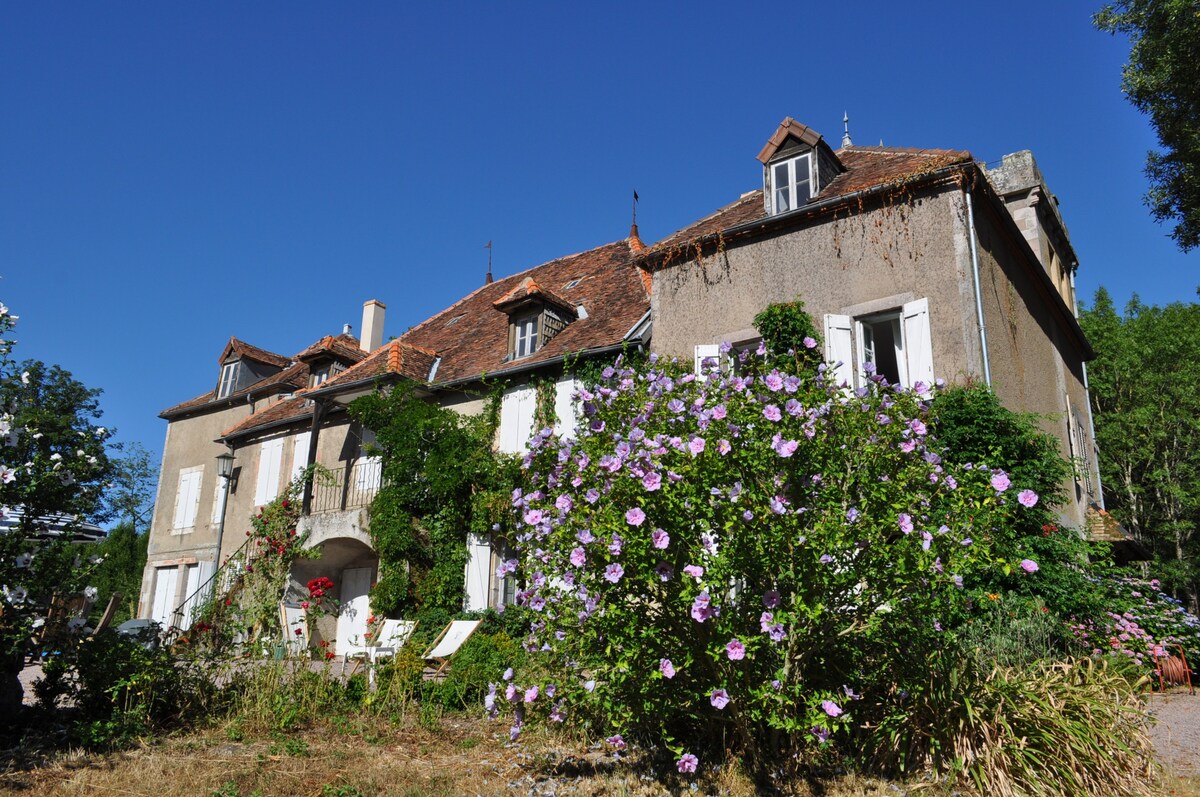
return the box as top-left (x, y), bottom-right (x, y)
top-left (1147, 690), bottom-right (1199, 776)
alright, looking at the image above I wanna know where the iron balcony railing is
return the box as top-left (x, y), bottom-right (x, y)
top-left (308, 458), bottom-right (385, 515)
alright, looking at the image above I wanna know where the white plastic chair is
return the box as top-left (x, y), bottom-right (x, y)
top-left (342, 619), bottom-right (417, 674)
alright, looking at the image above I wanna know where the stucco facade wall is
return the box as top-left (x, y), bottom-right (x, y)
top-left (971, 197), bottom-right (1098, 526)
top-left (139, 404), bottom-right (252, 618)
top-left (651, 184), bottom-right (985, 382)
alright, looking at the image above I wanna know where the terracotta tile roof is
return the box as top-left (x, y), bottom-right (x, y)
top-left (220, 390), bottom-right (315, 439)
top-left (642, 146), bottom-right (973, 264)
top-left (160, 362), bottom-right (308, 419)
top-left (756, 117), bottom-right (824, 163)
top-left (492, 277), bottom-right (577, 317)
top-left (404, 238), bottom-right (648, 384)
top-left (218, 337), bottom-right (292, 368)
top-left (313, 237), bottom-right (649, 394)
top-left (295, 333), bottom-right (368, 364)
top-left (316, 339), bottom-right (441, 390)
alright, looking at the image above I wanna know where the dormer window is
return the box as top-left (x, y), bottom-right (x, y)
top-left (513, 314), bottom-right (539, 359)
top-left (493, 276), bottom-right (578, 362)
top-left (217, 361), bottom-right (239, 398)
top-left (771, 153), bottom-right (812, 213)
top-left (758, 117), bottom-right (844, 217)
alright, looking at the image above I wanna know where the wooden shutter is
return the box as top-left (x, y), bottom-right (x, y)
top-left (290, 432), bottom-right (310, 481)
top-left (823, 314), bottom-right (854, 387)
top-left (254, 438), bottom-right (284, 505)
top-left (901, 299), bottom-right (935, 387)
top-left (173, 467), bottom-right (203, 530)
top-left (462, 533), bottom-right (493, 611)
top-left (555, 377), bottom-right (579, 439)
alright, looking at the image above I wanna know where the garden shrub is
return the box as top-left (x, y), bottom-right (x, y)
top-left (35, 626), bottom-right (211, 749)
top-left (499, 344), bottom-right (1046, 773)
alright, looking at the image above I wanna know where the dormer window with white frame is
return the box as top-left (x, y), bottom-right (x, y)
top-left (217, 361), bottom-right (239, 398)
top-left (757, 117), bottom-right (845, 217)
top-left (493, 276), bottom-right (578, 363)
top-left (513, 314), bottom-right (539, 359)
top-left (771, 153), bottom-right (812, 214)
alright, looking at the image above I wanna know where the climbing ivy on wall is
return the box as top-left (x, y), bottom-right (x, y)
top-left (349, 382), bottom-right (518, 621)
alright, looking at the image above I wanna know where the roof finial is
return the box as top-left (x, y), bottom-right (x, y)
top-left (629, 190), bottom-right (645, 252)
top-left (484, 240), bottom-right (493, 285)
top-left (842, 111), bottom-right (852, 148)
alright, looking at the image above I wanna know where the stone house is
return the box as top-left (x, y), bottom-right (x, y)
top-left (639, 117), bottom-right (1102, 529)
top-left (141, 114), bottom-right (1112, 642)
top-left (139, 240), bottom-right (650, 650)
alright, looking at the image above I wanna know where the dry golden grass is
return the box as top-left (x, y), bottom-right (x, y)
top-left (1, 712), bottom-right (1195, 797)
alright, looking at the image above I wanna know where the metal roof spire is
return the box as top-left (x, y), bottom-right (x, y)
top-left (842, 111), bottom-right (852, 148)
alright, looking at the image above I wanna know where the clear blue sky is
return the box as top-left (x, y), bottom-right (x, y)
top-left (1, 1), bottom-right (1195, 472)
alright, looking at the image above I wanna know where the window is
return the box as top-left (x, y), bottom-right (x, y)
top-left (172, 466), bottom-right (203, 532)
top-left (771, 153), bottom-right (812, 214)
top-left (309, 362), bottom-right (344, 388)
top-left (217, 361), bottom-right (239, 398)
top-left (824, 299), bottom-right (934, 389)
top-left (513, 314), bottom-right (539, 359)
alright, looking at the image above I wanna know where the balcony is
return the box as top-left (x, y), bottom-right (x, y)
top-left (308, 458), bottom-right (384, 515)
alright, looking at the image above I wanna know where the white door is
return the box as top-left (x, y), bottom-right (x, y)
top-left (150, 566), bottom-right (179, 630)
top-left (335, 567), bottom-right (373, 653)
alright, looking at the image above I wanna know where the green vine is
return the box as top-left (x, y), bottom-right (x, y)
top-left (349, 382), bottom-right (517, 623)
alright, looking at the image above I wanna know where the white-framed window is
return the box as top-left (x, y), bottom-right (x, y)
top-left (824, 298), bottom-right (934, 389)
top-left (172, 465), bottom-right (204, 532)
top-left (253, 438), bottom-right (285, 506)
top-left (217, 361), bottom-right (239, 398)
top-left (771, 153), bottom-right (812, 214)
top-left (513, 315), bottom-right (539, 359)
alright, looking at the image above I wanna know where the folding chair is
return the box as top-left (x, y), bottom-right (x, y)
top-left (421, 619), bottom-right (481, 679)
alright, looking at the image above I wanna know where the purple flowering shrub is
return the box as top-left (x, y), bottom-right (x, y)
top-left (497, 349), bottom-right (1043, 770)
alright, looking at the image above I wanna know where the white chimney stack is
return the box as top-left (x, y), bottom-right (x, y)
top-left (361, 299), bottom-right (386, 352)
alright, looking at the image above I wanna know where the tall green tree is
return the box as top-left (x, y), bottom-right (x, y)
top-left (0, 302), bottom-right (119, 711)
top-left (1095, 0), bottom-right (1200, 251)
top-left (104, 442), bottom-right (157, 534)
top-left (1079, 287), bottom-right (1200, 609)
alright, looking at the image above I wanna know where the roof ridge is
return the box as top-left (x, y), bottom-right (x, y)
top-left (401, 238), bottom-right (631, 339)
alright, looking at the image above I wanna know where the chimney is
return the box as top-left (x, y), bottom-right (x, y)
top-left (360, 300), bottom-right (386, 352)
top-left (628, 222), bottom-right (645, 253)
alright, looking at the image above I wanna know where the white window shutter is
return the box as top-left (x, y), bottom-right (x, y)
top-left (901, 298), bottom-right (934, 387)
top-left (173, 467), bottom-right (202, 530)
top-left (694, 344), bottom-right (721, 375)
top-left (823, 314), bottom-right (854, 387)
top-left (290, 432), bottom-right (310, 481)
top-left (499, 386), bottom-right (536, 454)
top-left (254, 438), bottom-right (284, 505)
top-left (462, 533), bottom-right (493, 611)
top-left (554, 377), bottom-right (579, 439)
top-left (210, 477), bottom-right (227, 525)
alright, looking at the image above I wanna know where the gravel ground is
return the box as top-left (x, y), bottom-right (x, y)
top-left (1147, 689), bottom-right (1200, 776)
